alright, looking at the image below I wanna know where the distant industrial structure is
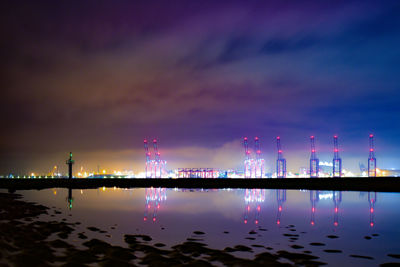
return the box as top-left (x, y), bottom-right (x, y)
top-left (276, 137), bottom-right (286, 178)
top-left (177, 168), bottom-right (217, 178)
top-left (243, 137), bottom-right (265, 178)
top-left (309, 136), bottom-right (319, 178)
top-left (332, 136), bottom-right (342, 177)
top-left (368, 134), bottom-right (377, 177)
top-left (144, 139), bottom-right (167, 178)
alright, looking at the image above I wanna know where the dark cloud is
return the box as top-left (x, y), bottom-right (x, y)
top-left (1, 0), bottom-right (400, 174)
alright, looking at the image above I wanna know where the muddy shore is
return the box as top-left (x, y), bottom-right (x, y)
top-left (0, 192), bottom-right (329, 266)
top-left (1, 192), bottom-right (400, 266)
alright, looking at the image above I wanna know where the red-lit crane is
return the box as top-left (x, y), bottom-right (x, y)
top-left (144, 139), bottom-right (153, 178)
top-left (333, 135), bottom-right (342, 177)
top-left (310, 136), bottom-right (319, 178)
top-left (368, 134), bottom-right (377, 177)
top-left (254, 137), bottom-right (264, 178)
top-left (276, 136), bottom-right (287, 178)
top-left (243, 137), bottom-right (252, 178)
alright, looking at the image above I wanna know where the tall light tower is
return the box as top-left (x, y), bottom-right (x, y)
top-left (254, 137), bottom-right (264, 178)
top-left (333, 135), bottom-right (342, 177)
top-left (310, 136), bottom-right (319, 178)
top-left (276, 136), bottom-right (286, 178)
top-left (153, 139), bottom-right (161, 178)
top-left (243, 137), bottom-right (252, 178)
top-left (368, 134), bottom-right (376, 177)
top-left (144, 139), bottom-right (153, 178)
top-left (66, 152), bottom-right (74, 179)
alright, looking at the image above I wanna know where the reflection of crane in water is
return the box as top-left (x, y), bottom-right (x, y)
top-left (276, 189), bottom-right (286, 225)
top-left (144, 188), bottom-right (167, 222)
top-left (368, 192), bottom-right (377, 227)
top-left (243, 189), bottom-right (265, 224)
top-left (333, 191), bottom-right (342, 226)
top-left (310, 190), bottom-right (319, 226)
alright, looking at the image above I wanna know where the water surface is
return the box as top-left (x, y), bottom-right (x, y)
top-left (20, 188), bottom-right (400, 266)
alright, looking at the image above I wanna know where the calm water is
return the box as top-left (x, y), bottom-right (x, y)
top-left (19, 188), bottom-right (400, 266)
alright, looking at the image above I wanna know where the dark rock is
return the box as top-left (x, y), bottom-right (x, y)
top-left (87, 227), bottom-right (100, 232)
top-left (291, 245), bottom-right (304, 249)
top-left (193, 231), bottom-right (205, 235)
top-left (387, 254), bottom-right (400, 259)
top-left (309, 243), bottom-right (325, 246)
top-left (326, 235), bottom-right (339, 239)
top-left (350, 254), bottom-right (374, 260)
top-left (323, 250), bottom-right (342, 253)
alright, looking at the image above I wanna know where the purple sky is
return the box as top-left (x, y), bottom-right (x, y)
top-left (1, 1), bottom-right (400, 174)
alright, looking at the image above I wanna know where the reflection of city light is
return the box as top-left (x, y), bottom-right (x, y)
top-left (318, 193), bottom-right (333, 200)
top-left (244, 189), bottom-right (265, 203)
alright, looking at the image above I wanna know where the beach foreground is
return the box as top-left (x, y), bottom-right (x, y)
top-left (0, 192), bottom-right (335, 266)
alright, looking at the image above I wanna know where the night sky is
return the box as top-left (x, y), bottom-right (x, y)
top-left (1, 1), bottom-right (400, 174)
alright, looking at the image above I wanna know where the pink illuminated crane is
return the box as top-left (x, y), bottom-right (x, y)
top-left (368, 134), bottom-right (377, 177)
top-left (310, 136), bottom-right (319, 178)
top-left (276, 136), bottom-right (287, 178)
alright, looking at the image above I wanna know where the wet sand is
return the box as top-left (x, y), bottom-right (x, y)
top-left (1, 177), bottom-right (400, 192)
top-left (1, 192), bottom-right (399, 266)
top-left (0, 192), bottom-right (329, 266)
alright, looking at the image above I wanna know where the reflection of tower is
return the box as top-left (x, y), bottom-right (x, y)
top-left (243, 189), bottom-right (265, 224)
top-left (310, 190), bottom-right (319, 225)
top-left (368, 192), bottom-right (377, 227)
top-left (333, 136), bottom-right (342, 177)
top-left (67, 188), bottom-right (73, 210)
top-left (310, 136), bottom-right (319, 178)
top-left (276, 189), bottom-right (287, 225)
top-left (144, 188), bottom-right (167, 222)
top-left (333, 191), bottom-right (342, 226)
top-left (368, 134), bottom-right (377, 177)
top-left (276, 137), bottom-right (287, 178)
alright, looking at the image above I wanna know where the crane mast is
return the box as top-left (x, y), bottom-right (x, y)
top-left (333, 135), bottom-right (342, 177)
top-left (254, 137), bottom-right (264, 178)
top-left (368, 134), bottom-right (376, 177)
top-left (276, 136), bottom-right (287, 178)
top-left (243, 137), bottom-right (252, 178)
top-left (310, 136), bottom-right (319, 178)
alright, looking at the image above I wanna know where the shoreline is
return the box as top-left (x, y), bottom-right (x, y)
top-left (0, 192), bottom-right (328, 266)
top-left (0, 177), bottom-right (400, 192)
